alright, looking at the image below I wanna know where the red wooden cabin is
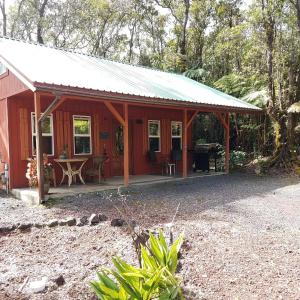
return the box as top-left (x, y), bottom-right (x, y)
top-left (0, 38), bottom-right (260, 202)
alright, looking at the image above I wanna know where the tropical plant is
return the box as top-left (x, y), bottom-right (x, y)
top-left (183, 68), bottom-right (210, 84)
top-left (230, 150), bottom-right (247, 169)
top-left (25, 154), bottom-right (53, 187)
top-left (90, 230), bottom-right (184, 300)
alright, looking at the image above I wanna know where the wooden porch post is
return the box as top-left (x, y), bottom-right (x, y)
top-left (34, 92), bottom-right (45, 203)
top-left (182, 109), bottom-right (188, 178)
top-left (123, 103), bottom-right (129, 186)
top-left (225, 112), bottom-right (230, 173)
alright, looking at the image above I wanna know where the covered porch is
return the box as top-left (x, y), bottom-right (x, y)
top-left (12, 172), bottom-right (225, 205)
top-left (29, 91), bottom-right (231, 203)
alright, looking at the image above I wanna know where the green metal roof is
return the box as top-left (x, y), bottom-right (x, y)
top-left (0, 38), bottom-right (260, 112)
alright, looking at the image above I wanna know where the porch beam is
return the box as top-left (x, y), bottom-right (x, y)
top-left (39, 94), bottom-right (64, 123)
top-left (215, 112), bottom-right (229, 131)
top-left (123, 103), bottom-right (129, 186)
top-left (37, 90), bottom-right (257, 115)
top-left (187, 110), bottom-right (199, 128)
top-left (182, 109), bottom-right (188, 178)
top-left (104, 101), bottom-right (125, 126)
top-left (34, 92), bottom-right (45, 203)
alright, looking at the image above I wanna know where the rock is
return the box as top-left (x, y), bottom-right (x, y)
top-left (98, 214), bottom-right (108, 222)
top-left (28, 277), bottom-right (48, 293)
top-left (111, 218), bottom-right (125, 227)
top-left (53, 274), bottom-right (65, 287)
top-left (76, 215), bottom-right (89, 226)
top-left (58, 219), bottom-right (68, 226)
top-left (17, 223), bottom-right (32, 230)
top-left (66, 217), bottom-right (76, 226)
top-left (0, 225), bottom-right (16, 233)
top-left (76, 218), bottom-right (84, 227)
top-left (80, 216), bottom-right (88, 225)
top-left (34, 223), bottom-right (44, 229)
top-left (89, 214), bottom-right (99, 225)
top-left (47, 219), bottom-right (58, 227)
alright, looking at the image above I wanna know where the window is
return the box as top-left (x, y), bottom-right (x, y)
top-left (0, 62), bottom-right (7, 76)
top-left (73, 116), bottom-right (92, 155)
top-left (171, 121), bottom-right (182, 150)
top-left (31, 113), bottom-right (54, 156)
top-left (148, 120), bottom-right (160, 152)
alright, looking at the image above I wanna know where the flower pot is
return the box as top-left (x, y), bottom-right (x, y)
top-left (44, 182), bottom-right (50, 194)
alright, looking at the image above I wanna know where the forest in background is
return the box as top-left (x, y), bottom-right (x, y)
top-left (1, 0), bottom-right (300, 171)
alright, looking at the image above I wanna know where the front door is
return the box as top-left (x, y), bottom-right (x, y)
top-left (110, 120), bottom-right (124, 176)
top-left (129, 119), bottom-right (144, 175)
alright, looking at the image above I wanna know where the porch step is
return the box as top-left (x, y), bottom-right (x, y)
top-left (11, 188), bottom-right (49, 205)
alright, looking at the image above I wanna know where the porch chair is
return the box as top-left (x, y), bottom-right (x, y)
top-left (85, 155), bottom-right (108, 184)
top-left (147, 150), bottom-right (170, 175)
top-left (170, 149), bottom-right (182, 175)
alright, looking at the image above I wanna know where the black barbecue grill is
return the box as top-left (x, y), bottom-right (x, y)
top-left (192, 143), bottom-right (222, 172)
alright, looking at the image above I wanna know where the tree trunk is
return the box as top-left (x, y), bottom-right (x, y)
top-left (179, 0), bottom-right (190, 56)
top-left (36, 0), bottom-right (49, 44)
top-left (0, 0), bottom-right (6, 36)
top-left (269, 115), bottom-right (292, 168)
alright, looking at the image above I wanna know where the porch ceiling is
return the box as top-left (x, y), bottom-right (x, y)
top-left (0, 38), bottom-right (261, 113)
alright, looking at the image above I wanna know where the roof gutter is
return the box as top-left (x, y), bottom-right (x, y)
top-left (34, 84), bottom-right (262, 114)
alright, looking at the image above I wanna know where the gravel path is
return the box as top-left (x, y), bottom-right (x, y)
top-left (0, 173), bottom-right (299, 299)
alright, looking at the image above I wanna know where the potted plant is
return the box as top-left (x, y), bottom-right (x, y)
top-left (26, 154), bottom-right (53, 194)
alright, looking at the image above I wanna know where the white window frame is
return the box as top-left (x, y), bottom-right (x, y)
top-left (148, 120), bottom-right (161, 152)
top-left (31, 112), bottom-right (54, 156)
top-left (171, 121), bottom-right (182, 150)
top-left (73, 115), bottom-right (92, 155)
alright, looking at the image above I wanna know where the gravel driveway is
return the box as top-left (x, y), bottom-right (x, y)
top-left (0, 173), bottom-right (299, 299)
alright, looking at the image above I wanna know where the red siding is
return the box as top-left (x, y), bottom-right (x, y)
top-left (0, 98), bottom-right (9, 175)
top-left (8, 93), bottom-right (194, 188)
top-left (0, 70), bottom-right (29, 99)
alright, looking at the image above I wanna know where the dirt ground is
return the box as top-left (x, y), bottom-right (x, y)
top-left (0, 173), bottom-right (299, 299)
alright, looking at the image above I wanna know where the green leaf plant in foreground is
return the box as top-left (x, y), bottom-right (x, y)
top-left (90, 230), bottom-right (184, 299)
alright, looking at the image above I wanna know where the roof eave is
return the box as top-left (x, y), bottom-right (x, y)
top-left (0, 54), bottom-right (36, 92)
top-left (33, 82), bottom-right (262, 114)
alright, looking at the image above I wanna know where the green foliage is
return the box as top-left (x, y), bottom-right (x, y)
top-left (230, 150), bottom-right (247, 168)
top-left (195, 138), bottom-right (207, 145)
top-left (287, 102), bottom-right (300, 114)
top-left (214, 74), bottom-right (250, 97)
top-left (242, 90), bottom-right (269, 109)
top-left (183, 68), bottom-right (210, 84)
top-left (90, 231), bottom-right (184, 300)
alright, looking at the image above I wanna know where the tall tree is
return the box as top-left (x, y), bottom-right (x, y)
top-left (0, 0), bottom-right (7, 36)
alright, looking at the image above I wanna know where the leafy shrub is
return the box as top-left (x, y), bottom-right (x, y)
top-left (91, 230), bottom-right (184, 300)
top-left (230, 150), bottom-right (247, 168)
top-left (195, 138), bottom-right (207, 145)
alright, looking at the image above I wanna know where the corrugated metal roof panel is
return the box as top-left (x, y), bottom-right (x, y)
top-left (0, 38), bottom-right (260, 111)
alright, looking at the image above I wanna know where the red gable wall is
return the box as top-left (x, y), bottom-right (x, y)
top-left (0, 70), bottom-right (29, 99)
top-left (0, 69), bottom-right (29, 184)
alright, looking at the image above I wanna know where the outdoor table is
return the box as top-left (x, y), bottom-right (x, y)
top-left (54, 158), bottom-right (88, 187)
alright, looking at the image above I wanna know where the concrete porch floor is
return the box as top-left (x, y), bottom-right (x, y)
top-left (11, 172), bottom-right (225, 205)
